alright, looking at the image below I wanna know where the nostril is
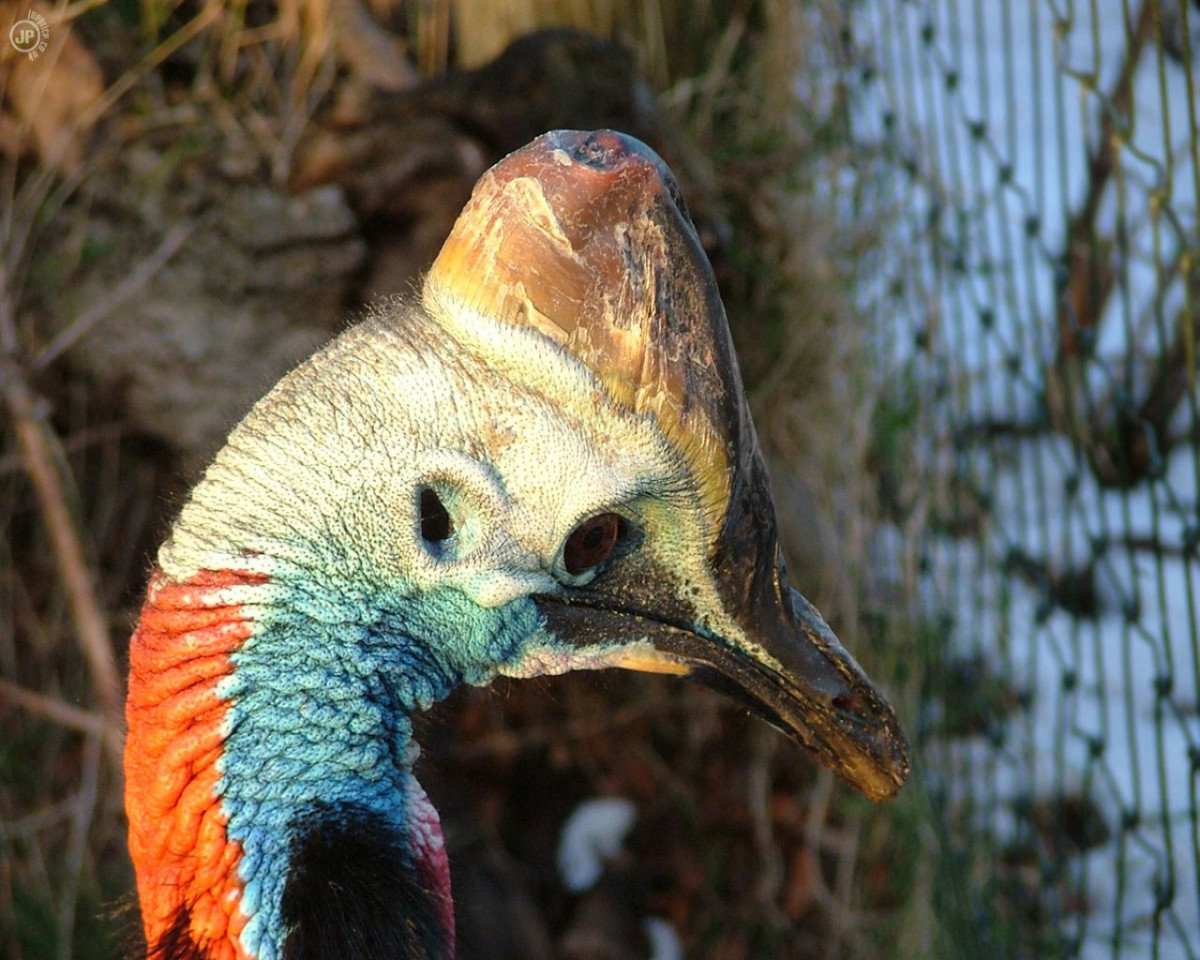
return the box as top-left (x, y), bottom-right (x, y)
top-left (832, 694), bottom-right (860, 714)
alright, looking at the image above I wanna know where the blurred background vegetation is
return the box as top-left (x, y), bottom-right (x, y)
top-left (0, 2), bottom-right (917, 957)
top-left (2, 0), bottom-right (1197, 959)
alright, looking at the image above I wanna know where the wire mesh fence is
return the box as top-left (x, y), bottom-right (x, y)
top-left (841, 0), bottom-right (1199, 956)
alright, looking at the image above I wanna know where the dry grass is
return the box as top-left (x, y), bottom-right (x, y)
top-left (0, 1), bottom-right (923, 957)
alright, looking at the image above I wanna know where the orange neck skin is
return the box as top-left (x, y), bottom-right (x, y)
top-left (125, 568), bottom-right (267, 960)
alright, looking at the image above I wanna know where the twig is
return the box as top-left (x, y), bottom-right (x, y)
top-left (0, 796), bottom-right (79, 840)
top-left (1053, 0), bottom-right (1155, 359)
top-left (33, 221), bottom-right (193, 371)
top-left (56, 728), bottom-right (102, 960)
top-left (445, 697), bottom-right (655, 761)
top-left (747, 724), bottom-right (785, 911)
top-left (0, 676), bottom-right (107, 738)
top-left (0, 421), bottom-right (128, 475)
top-left (797, 771), bottom-right (873, 958)
top-left (0, 361), bottom-right (124, 768)
top-left (802, 770), bottom-right (837, 908)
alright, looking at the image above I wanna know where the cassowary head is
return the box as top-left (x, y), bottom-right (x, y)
top-left (124, 129), bottom-right (909, 960)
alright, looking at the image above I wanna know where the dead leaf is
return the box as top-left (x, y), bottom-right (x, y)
top-left (1, 1), bottom-right (104, 176)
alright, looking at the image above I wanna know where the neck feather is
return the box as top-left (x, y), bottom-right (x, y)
top-left (125, 565), bottom-right (456, 960)
top-left (280, 800), bottom-right (451, 960)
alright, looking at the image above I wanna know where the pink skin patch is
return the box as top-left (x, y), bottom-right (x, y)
top-left (406, 779), bottom-right (455, 956)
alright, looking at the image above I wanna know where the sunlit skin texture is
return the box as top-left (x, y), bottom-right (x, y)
top-left (124, 130), bottom-right (908, 960)
top-left (125, 570), bottom-right (261, 960)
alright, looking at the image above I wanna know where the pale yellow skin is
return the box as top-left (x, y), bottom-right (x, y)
top-left (159, 289), bottom-right (783, 683)
top-left (156, 129), bottom-right (905, 813)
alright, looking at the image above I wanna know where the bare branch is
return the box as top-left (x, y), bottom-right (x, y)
top-left (0, 363), bottom-right (124, 769)
top-left (33, 220), bottom-right (193, 371)
top-left (55, 730), bottom-right (102, 960)
top-left (0, 676), bottom-right (106, 737)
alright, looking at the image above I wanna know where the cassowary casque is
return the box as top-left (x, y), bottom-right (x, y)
top-left (124, 129), bottom-right (909, 960)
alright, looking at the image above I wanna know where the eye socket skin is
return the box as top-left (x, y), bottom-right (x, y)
top-left (563, 513), bottom-right (622, 575)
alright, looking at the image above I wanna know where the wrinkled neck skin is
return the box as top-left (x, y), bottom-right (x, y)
top-left (125, 297), bottom-right (658, 960)
top-left (126, 565), bottom-right (535, 960)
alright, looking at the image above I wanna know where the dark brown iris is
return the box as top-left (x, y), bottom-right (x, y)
top-left (563, 513), bottom-right (622, 575)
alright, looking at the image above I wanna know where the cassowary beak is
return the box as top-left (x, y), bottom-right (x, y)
top-left (625, 570), bottom-right (911, 804)
top-left (534, 482), bottom-right (910, 803)
top-left (426, 128), bottom-right (909, 802)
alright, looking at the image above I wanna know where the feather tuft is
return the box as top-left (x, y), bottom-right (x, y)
top-left (281, 802), bottom-right (452, 960)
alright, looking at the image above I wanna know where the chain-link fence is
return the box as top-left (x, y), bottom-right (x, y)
top-left (842, 1), bottom-right (1199, 956)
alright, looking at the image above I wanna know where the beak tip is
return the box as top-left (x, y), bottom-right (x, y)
top-left (815, 723), bottom-right (909, 802)
top-left (845, 697), bottom-right (912, 801)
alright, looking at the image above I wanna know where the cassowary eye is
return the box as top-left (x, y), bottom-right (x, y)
top-left (123, 131), bottom-right (910, 960)
top-left (563, 512), bottom-right (622, 575)
top-left (420, 488), bottom-right (453, 544)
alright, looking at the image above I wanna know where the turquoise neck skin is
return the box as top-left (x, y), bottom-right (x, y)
top-left (215, 563), bottom-right (550, 960)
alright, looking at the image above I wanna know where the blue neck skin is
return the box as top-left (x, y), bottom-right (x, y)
top-left (215, 563), bottom-right (549, 960)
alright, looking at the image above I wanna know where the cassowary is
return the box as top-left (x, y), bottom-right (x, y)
top-left (124, 129), bottom-right (909, 960)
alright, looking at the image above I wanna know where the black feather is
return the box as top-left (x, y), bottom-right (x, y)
top-left (281, 802), bottom-right (450, 960)
top-left (146, 905), bottom-right (212, 960)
